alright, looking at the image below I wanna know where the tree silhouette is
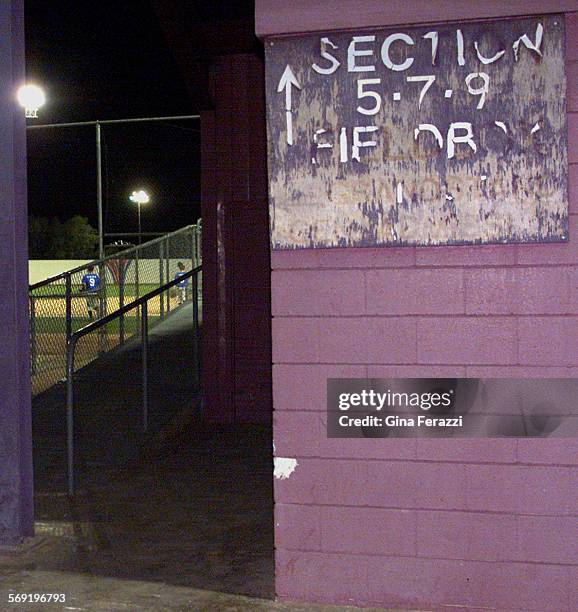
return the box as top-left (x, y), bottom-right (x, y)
top-left (28, 215), bottom-right (99, 259)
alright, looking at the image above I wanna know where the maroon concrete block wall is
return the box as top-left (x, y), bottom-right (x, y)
top-left (265, 3), bottom-right (578, 609)
top-left (201, 54), bottom-right (272, 425)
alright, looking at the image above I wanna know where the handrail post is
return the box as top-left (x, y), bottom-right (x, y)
top-left (66, 338), bottom-right (77, 496)
top-left (165, 237), bottom-right (171, 314)
top-left (135, 250), bottom-right (140, 330)
top-left (142, 301), bottom-right (149, 432)
top-left (191, 228), bottom-right (196, 281)
top-left (98, 261), bottom-right (106, 354)
top-left (65, 273), bottom-right (72, 342)
top-left (159, 241), bottom-right (165, 320)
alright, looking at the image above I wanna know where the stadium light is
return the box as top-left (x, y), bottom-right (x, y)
top-left (129, 190), bottom-right (150, 205)
top-left (17, 84), bottom-right (46, 118)
top-left (129, 190), bottom-right (151, 244)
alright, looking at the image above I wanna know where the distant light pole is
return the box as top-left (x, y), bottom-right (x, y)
top-left (129, 189), bottom-right (150, 302)
top-left (129, 189), bottom-right (150, 245)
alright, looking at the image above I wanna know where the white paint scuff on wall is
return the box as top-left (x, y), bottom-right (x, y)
top-left (274, 457), bottom-right (298, 480)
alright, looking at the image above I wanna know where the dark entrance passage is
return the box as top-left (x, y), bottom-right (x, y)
top-left (30, 304), bottom-right (274, 599)
top-left (23, 30), bottom-right (275, 598)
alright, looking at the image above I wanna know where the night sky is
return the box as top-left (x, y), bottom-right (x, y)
top-left (24, 1), bottom-right (204, 238)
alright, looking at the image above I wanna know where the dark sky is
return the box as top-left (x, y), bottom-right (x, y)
top-left (24, 1), bottom-right (203, 238)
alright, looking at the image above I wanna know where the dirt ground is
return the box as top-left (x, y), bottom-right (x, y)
top-left (34, 294), bottom-right (177, 318)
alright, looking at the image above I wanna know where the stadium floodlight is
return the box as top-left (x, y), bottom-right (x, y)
top-left (17, 84), bottom-right (46, 118)
top-left (129, 190), bottom-right (150, 205)
top-left (129, 190), bottom-right (151, 245)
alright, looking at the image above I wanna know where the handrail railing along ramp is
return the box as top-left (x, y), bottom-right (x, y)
top-left (65, 266), bottom-right (202, 495)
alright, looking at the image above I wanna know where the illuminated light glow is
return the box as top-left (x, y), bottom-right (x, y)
top-left (17, 84), bottom-right (46, 117)
top-left (129, 190), bottom-right (150, 205)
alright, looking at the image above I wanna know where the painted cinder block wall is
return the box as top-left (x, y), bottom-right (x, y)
top-left (0, 0), bottom-right (34, 545)
top-left (257, 1), bottom-right (578, 609)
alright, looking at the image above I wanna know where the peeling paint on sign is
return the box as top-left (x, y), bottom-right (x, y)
top-left (274, 457), bottom-right (299, 480)
top-left (265, 15), bottom-right (568, 249)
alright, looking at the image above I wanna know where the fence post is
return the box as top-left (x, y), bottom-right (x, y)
top-left (119, 260), bottom-right (125, 344)
top-left (165, 236), bottom-right (171, 314)
top-left (98, 262), bottom-right (106, 354)
top-left (159, 241), bottom-right (165, 320)
top-left (142, 301), bottom-right (149, 432)
top-left (192, 271), bottom-right (200, 388)
top-left (66, 339), bottom-right (76, 496)
top-left (135, 250), bottom-right (140, 330)
top-left (65, 274), bottom-right (72, 342)
top-left (30, 295), bottom-right (37, 376)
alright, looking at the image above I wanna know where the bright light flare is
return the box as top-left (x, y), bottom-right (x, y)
top-left (129, 190), bottom-right (150, 205)
top-left (17, 84), bottom-right (46, 117)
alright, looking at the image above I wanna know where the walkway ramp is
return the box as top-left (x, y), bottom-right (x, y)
top-left (32, 303), bottom-right (200, 492)
top-left (31, 302), bottom-right (275, 601)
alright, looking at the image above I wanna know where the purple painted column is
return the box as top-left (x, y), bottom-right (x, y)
top-left (0, 0), bottom-right (34, 544)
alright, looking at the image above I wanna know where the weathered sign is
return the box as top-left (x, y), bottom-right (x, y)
top-left (265, 15), bottom-right (567, 249)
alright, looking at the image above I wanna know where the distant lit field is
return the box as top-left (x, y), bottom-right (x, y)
top-left (30, 283), bottom-right (161, 298)
top-left (32, 315), bottom-right (162, 335)
top-left (30, 284), bottom-right (200, 396)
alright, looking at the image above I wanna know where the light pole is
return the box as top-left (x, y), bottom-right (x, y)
top-left (129, 189), bottom-right (150, 245)
top-left (129, 190), bottom-right (150, 301)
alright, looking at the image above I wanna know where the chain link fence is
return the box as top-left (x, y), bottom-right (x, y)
top-left (30, 222), bottom-right (202, 396)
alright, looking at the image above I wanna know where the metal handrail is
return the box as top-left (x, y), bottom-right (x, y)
top-left (65, 265), bottom-right (201, 495)
top-left (30, 224), bottom-right (198, 290)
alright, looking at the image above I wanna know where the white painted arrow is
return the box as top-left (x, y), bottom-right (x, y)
top-left (277, 65), bottom-right (301, 146)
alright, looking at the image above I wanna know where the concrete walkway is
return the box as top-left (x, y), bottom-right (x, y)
top-left (0, 304), bottom-right (402, 610)
top-left (32, 304), bottom-right (202, 491)
top-left (17, 306), bottom-right (276, 608)
top-left (0, 568), bottom-right (387, 611)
